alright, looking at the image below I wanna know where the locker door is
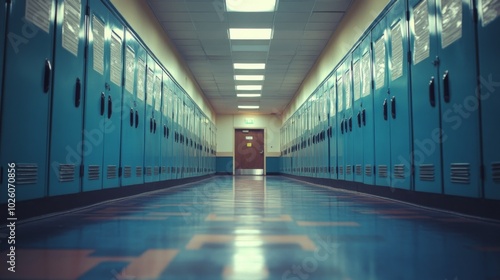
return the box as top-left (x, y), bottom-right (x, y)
top-left (328, 75), bottom-right (338, 180)
top-left (360, 35), bottom-right (376, 185)
top-left (102, 10), bottom-right (123, 189)
top-left (134, 46), bottom-right (146, 184)
top-left (478, 0), bottom-right (500, 199)
top-left (153, 65), bottom-right (162, 181)
top-left (48, 0), bottom-right (87, 196)
top-left (410, 0), bottom-right (480, 196)
top-left (387, 0), bottom-right (412, 190)
top-left (336, 66), bottom-right (345, 180)
top-left (373, 16), bottom-right (392, 187)
top-left (1, 0), bottom-right (56, 202)
top-left (161, 74), bottom-right (172, 181)
top-left (144, 56), bottom-right (155, 182)
top-left (320, 86), bottom-right (329, 178)
top-left (120, 30), bottom-right (145, 186)
top-left (352, 44), bottom-right (364, 183)
top-left (343, 57), bottom-right (354, 181)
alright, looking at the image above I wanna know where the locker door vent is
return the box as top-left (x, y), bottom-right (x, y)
top-left (162, 166), bottom-right (166, 174)
top-left (58, 164), bottom-right (75, 182)
top-left (123, 166), bottom-right (132, 178)
top-left (154, 167), bottom-right (159, 176)
top-left (107, 165), bottom-right (117, 179)
top-left (136, 167), bottom-right (143, 177)
top-left (355, 165), bottom-right (362, 175)
top-left (339, 166), bottom-right (344, 175)
top-left (378, 165), bottom-right (388, 178)
top-left (450, 163), bottom-right (470, 184)
top-left (493, 163), bottom-right (500, 183)
top-left (146, 167), bottom-right (152, 176)
top-left (394, 164), bottom-right (405, 179)
top-left (17, 164), bottom-right (38, 185)
top-left (419, 164), bottom-right (435, 181)
top-left (346, 165), bottom-right (352, 175)
top-left (365, 165), bottom-right (373, 177)
top-left (88, 165), bottom-right (100, 181)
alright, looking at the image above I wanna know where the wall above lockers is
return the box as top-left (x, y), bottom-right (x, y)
top-left (109, 0), bottom-right (215, 122)
top-left (282, 0), bottom-right (390, 122)
top-left (216, 115), bottom-right (282, 157)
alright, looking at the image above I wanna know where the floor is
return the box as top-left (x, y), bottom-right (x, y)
top-left (1, 176), bottom-right (500, 280)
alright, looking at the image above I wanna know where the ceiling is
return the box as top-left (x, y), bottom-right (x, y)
top-left (146, 0), bottom-right (353, 115)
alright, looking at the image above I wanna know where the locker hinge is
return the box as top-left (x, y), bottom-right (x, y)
top-left (406, 10), bottom-right (410, 21)
top-left (80, 165), bottom-right (84, 178)
top-left (407, 51), bottom-right (412, 64)
top-left (119, 167), bottom-right (123, 177)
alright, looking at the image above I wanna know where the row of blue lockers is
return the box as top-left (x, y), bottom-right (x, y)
top-left (280, 0), bottom-right (500, 200)
top-left (0, 0), bottom-right (216, 203)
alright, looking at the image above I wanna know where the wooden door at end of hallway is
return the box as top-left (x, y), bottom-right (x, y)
top-left (235, 129), bottom-right (264, 174)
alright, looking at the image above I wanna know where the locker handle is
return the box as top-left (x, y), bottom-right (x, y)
top-left (166, 127), bottom-right (170, 138)
top-left (391, 96), bottom-right (396, 119)
top-left (383, 99), bottom-right (388, 120)
top-left (429, 77), bottom-right (436, 107)
top-left (154, 119), bottom-right (157, 134)
top-left (135, 110), bottom-right (139, 128)
top-left (75, 78), bottom-right (81, 107)
top-left (362, 109), bottom-right (366, 126)
top-left (150, 118), bottom-right (153, 133)
top-left (443, 71), bottom-right (450, 103)
top-left (107, 96), bottom-right (112, 119)
top-left (348, 117), bottom-right (352, 132)
top-left (164, 125), bottom-right (167, 138)
top-left (344, 118), bottom-right (348, 132)
top-left (357, 112), bottom-right (361, 128)
top-left (100, 93), bottom-right (105, 116)
top-left (340, 120), bottom-right (344, 134)
top-left (130, 108), bottom-right (134, 127)
top-left (43, 59), bottom-right (52, 93)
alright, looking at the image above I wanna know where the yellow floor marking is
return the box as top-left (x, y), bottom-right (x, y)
top-left (296, 221), bottom-right (360, 227)
top-left (185, 234), bottom-right (316, 251)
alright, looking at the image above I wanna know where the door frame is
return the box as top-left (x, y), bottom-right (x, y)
top-left (233, 128), bottom-right (266, 175)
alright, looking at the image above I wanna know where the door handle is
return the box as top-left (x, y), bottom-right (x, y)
top-left (107, 96), bottom-right (112, 119)
top-left (43, 59), bottom-right (52, 93)
top-left (260, 150), bottom-right (264, 155)
top-left (135, 110), bottom-right (139, 128)
top-left (391, 96), bottom-right (396, 119)
top-left (75, 78), bottom-right (81, 107)
top-left (429, 76), bottom-right (436, 107)
top-left (443, 70), bottom-right (450, 103)
top-left (100, 92), bottom-right (105, 115)
top-left (130, 108), bottom-right (134, 127)
top-left (383, 99), bottom-right (388, 120)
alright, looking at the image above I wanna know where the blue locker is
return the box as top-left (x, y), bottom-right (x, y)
top-left (336, 65), bottom-right (346, 180)
top-left (48, 0), bottom-right (88, 196)
top-left (173, 88), bottom-right (183, 178)
top-left (1, 0), bottom-right (56, 202)
top-left (410, 0), bottom-right (481, 196)
top-left (161, 73), bottom-right (173, 181)
top-left (352, 42), bottom-right (364, 183)
top-left (120, 30), bottom-right (145, 186)
top-left (343, 57), bottom-right (354, 181)
top-left (478, 0), bottom-right (500, 200)
top-left (372, 15), bottom-right (392, 188)
top-left (83, 0), bottom-right (124, 191)
top-left (360, 34), bottom-right (376, 185)
top-left (144, 58), bottom-right (161, 182)
top-left (320, 87), bottom-right (329, 178)
top-left (328, 74), bottom-right (338, 180)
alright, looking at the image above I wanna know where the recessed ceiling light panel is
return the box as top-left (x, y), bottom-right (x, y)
top-left (234, 63), bottom-right (266, 70)
top-left (234, 75), bottom-right (265, 81)
top-left (237, 93), bottom-right (262, 97)
top-left (236, 85), bottom-right (263, 91)
top-left (229, 28), bottom-right (273, 40)
top-left (226, 0), bottom-right (277, 12)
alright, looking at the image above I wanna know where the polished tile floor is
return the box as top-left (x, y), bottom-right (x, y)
top-left (1, 176), bottom-right (500, 279)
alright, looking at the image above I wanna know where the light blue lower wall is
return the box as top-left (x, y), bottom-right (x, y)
top-left (216, 157), bottom-right (281, 174)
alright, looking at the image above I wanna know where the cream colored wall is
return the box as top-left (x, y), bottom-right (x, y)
top-left (216, 114), bottom-right (282, 157)
top-left (109, 0), bottom-right (216, 122)
top-left (282, 0), bottom-right (390, 122)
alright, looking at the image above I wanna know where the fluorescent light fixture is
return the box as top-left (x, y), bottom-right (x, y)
top-left (229, 28), bottom-right (273, 40)
top-left (238, 105), bottom-right (260, 109)
top-left (234, 75), bottom-right (265, 81)
top-left (234, 63), bottom-right (266, 70)
top-left (237, 93), bottom-right (262, 97)
top-left (226, 0), bottom-right (277, 12)
top-left (236, 85), bottom-right (262, 91)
